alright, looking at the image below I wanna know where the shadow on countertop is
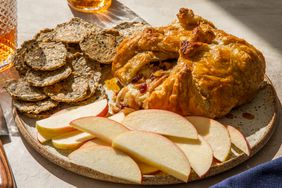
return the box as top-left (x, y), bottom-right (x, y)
top-left (69, 0), bottom-right (146, 28)
top-left (209, 0), bottom-right (282, 52)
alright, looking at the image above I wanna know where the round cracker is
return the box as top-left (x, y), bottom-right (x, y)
top-left (12, 40), bottom-right (35, 76)
top-left (79, 30), bottom-right (120, 64)
top-left (21, 111), bottom-right (53, 119)
top-left (53, 17), bottom-right (102, 43)
top-left (55, 55), bottom-right (102, 103)
top-left (75, 71), bottom-right (102, 102)
top-left (20, 106), bottom-right (62, 119)
top-left (43, 75), bottom-right (89, 103)
top-left (88, 72), bottom-right (101, 93)
top-left (113, 21), bottom-right (148, 37)
top-left (70, 84), bottom-right (106, 106)
top-left (34, 28), bottom-right (55, 42)
top-left (25, 41), bottom-right (67, 71)
top-left (13, 99), bottom-right (58, 114)
top-left (25, 65), bottom-right (72, 87)
top-left (70, 54), bottom-right (101, 78)
top-left (6, 78), bottom-right (47, 101)
top-left (66, 43), bottom-right (82, 60)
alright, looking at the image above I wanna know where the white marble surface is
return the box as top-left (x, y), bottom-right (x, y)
top-left (1, 0), bottom-right (282, 187)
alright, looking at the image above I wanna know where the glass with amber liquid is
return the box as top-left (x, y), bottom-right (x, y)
top-left (68, 0), bottom-right (112, 13)
top-left (0, 0), bottom-right (17, 72)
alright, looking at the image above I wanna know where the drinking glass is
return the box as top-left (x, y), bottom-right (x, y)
top-left (0, 0), bottom-right (17, 72)
top-left (67, 0), bottom-right (112, 13)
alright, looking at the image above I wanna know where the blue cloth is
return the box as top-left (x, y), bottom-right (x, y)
top-left (211, 157), bottom-right (282, 188)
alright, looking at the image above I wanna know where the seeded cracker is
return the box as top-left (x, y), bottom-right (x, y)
top-left (80, 30), bottom-right (120, 64)
top-left (22, 111), bottom-right (54, 119)
top-left (43, 75), bottom-right (89, 103)
top-left (88, 72), bottom-right (101, 94)
top-left (71, 83), bottom-right (106, 106)
top-left (25, 65), bottom-right (72, 87)
top-left (77, 71), bottom-right (102, 102)
top-left (71, 55), bottom-right (102, 101)
top-left (53, 17), bottom-right (102, 43)
top-left (71, 54), bottom-right (102, 100)
top-left (66, 43), bottom-right (81, 60)
top-left (70, 54), bottom-right (101, 77)
top-left (34, 28), bottom-right (55, 42)
top-left (14, 99), bottom-right (58, 114)
top-left (43, 54), bottom-right (102, 103)
top-left (12, 40), bottom-right (35, 76)
top-left (113, 21), bottom-right (148, 37)
top-left (6, 78), bottom-right (47, 101)
top-left (21, 106), bottom-right (63, 119)
top-left (44, 54), bottom-right (101, 103)
top-left (25, 41), bottom-right (67, 71)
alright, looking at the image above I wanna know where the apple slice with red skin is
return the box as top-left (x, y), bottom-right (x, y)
top-left (108, 112), bottom-right (125, 122)
top-left (70, 112), bottom-right (159, 174)
top-left (70, 117), bottom-right (129, 144)
top-left (186, 116), bottom-right (231, 162)
top-left (52, 131), bottom-right (95, 150)
top-left (69, 145), bottom-right (142, 184)
top-left (36, 99), bottom-right (108, 135)
top-left (122, 109), bottom-right (198, 139)
top-left (138, 163), bottom-right (159, 175)
top-left (38, 112), bottom-right (123, 144)
top-left (227, 125), bottom-right (251, 156)
top-left (80, 139), bottom-right (159, 175)
top-left (170, 135), bottom-right (213, 177)
top-left (37, 130), bottom-right (49, 143)
top-left (50, 113), bottom-right (126, 149)
top-left (112, 130), bottom-right (191, 182)
top-left (79, 139), bottom-right (110, 149)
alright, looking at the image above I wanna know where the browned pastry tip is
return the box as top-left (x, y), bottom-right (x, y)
top-left (191, 25), bottom-right (215, 43)
top-left (180, 41), bottom-right (209, 58)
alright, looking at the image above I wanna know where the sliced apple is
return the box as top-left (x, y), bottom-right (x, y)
top-left (80, 139), bottom-right (158, 175)
top-left (69, 145), bottom-right (142, 184)
top-left (52, 131), bottom-right (95, 150)
top-left (120, 107), bottom-right (136, 115)
top-left (70, 117), bottom-right (129, 144)
top-left (108, 112), bottom-right (125, 123)
top-left (186, 116), bottom-right (231, 162)
top-left (37, 130), bottom-right (49, 143)
top-left (72, 112), bottom-right (125, 146)
top-left (170, 135), bottom-right (213, 177)
top-left (52, 107), bottom-right (79, 116)
top-left (80, 139), bottom-right (110, 149)
top-left (112, 131), bottom-right (190, 182)
top-left (138, 163), bottom-right (159, 175)
top-left (36, 99), bottom-right (108, 135)
top-left (227, 125), bottom-right (251, 156)
top-left (37, 112), bottom-right (123, 143)
top-left (37, 109), bottom-right (74, 140)
top-left (36, 108), bottom-right (78, 143)
top-left (122, 109), bottom-right (198, 139)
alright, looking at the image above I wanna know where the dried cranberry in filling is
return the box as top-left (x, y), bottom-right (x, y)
top-left (131, 74), bottom-right (142, 83)
top-left (137, 83), bottom-right (147, 94)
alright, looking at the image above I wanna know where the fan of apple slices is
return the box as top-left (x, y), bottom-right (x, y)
top-left (35, 100), bottom-right (251, 184)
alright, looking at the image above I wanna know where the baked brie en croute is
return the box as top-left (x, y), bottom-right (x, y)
top-left (112, 8), bottom-right (265, 118)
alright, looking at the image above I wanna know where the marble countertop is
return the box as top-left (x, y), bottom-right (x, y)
top-left (1, 0), bottom-right (281, 187)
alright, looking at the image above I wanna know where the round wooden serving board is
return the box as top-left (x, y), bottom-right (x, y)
top-left (14, 77), bottom-right (279, 185)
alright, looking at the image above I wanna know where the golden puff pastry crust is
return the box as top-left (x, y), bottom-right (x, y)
top-left (112, 8), bottom-right (265, 118)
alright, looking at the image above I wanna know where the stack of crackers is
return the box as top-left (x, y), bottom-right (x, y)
top-left (6, 18), bottom-right (147, 118)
